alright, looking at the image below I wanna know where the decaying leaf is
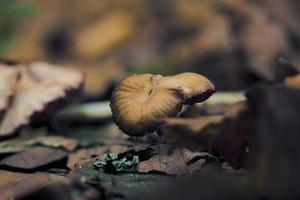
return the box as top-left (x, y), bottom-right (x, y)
top-left (226, 0), bottom-right (286, 81)
top-left (0, 131), bottom-right (78, 154)
top-left (0, 170), bottom-right (55, 200)
top-left (137, 146), bottom-right (212, 174)
top-left (161, 116), bottom-right (224, 150)
top-left (35, 135), bottom-right (78, 151)
top-left (0, 62), bottom-right (84, 137)
top-left (0, 63), bottom-right (19, 120)
top-left (161, 100), bottom-right (249, 168)
top-left (74, 11), bottom-right (135, 59)
top-left (0, 146), bottom-right (68, 170)
top-left (67, 147), bottom-right (107, 170)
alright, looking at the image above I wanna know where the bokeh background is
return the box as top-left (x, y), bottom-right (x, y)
top-left (1, 1), bottom-right (300, 200)
top-left (1, 0), bottom-right (300, 98)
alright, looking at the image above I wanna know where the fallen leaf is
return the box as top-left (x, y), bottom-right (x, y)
top-left (0, 132), bottom-right (46, 154)
top-left (0, 63), bottom-right (19, 120)
top-left (74, 11), bottom-right (135, 59)
top-left (0, 146), bottom-right (68, 170)
top-left (35, 136), bottom-right (78, 151)
top-left (0, 170), bottom-right (54, 200)
top-left (137, 146), bottom-right (210, 174)
top-left (0, 62), bottom-right (84, 137)
top-left (161, 101), bottom-right (249, 168)
top-left (0, 131), bottom-right (78, 154)
top-left (161, 116), bottom-right (224, 150)
top-left (67, 147), bottom-right (106, 170)
top-left (228, 0), bottom-right (286, 81)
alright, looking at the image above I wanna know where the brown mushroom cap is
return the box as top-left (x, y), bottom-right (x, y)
top-left (110, 72), bottom-right (215, 136)
top-left (0, 62), bottom-right (84, 137)
top-left (160, 72), bottom-right (215, 104)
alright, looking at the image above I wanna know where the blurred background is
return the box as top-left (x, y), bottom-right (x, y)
top-left (1, 0), bottom-right (300, 100)
top-left (1, 1), bottom-right (300, 199)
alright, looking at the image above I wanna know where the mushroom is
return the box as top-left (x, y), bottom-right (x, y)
top-left (110, 72), bottom-right (215, 136)
top-left (0, 62), bottom-right (84, 137)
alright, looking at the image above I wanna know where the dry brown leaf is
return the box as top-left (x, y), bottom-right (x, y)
top-left (169, 1), bottom-right (232, 61)
top-left (0, 64), bottom-right (19, 119)
top-left (74, 11), bottom-right (135, 59)
top-left (170, 16), bottom-right (232, 62)
top-left (0, 132), bottom-right (78, 154)
top-left (137, 146), bottom-right (208, 174)
top-left (161, 101), bottom-right (248, 152)
top-left (0, 62), bottom-right (84, 137)
top-left (67, 147), bottom-right (106, 169)
top-left (0, 170), bottom-right (54, 200)
top-left (36, 136), bottom-right (78, 151)
top-left (161, 116), bottom-right (224, 151)
top-left (227, 0), bottom-right (286, 80)
top-left (0, 146), bottom-right (68, 170)
top-left (67, 144), bottom-right (134, 170)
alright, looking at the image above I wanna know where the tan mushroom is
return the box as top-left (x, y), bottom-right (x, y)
top-left (110, 72), bottom-right (215, 136)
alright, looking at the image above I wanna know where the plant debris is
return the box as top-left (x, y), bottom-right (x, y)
top-left (137, 147), bottom-right (214, 175)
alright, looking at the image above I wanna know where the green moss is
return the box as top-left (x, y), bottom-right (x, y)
top-left (94, 153), bottom-right (139, 173)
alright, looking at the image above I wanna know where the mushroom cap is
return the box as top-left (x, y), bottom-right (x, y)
top-left (161, 72), bottom-right (215, 104)
top-left (110, 72), bottom-right (215, 136)
top-left (0, 62), bottom-right (84, 137)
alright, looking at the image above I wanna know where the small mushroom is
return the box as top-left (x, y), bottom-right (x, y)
top-left (110, 72), bottom-right (215, 136)
top-left (0, 62), bottom-right (84, 137)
